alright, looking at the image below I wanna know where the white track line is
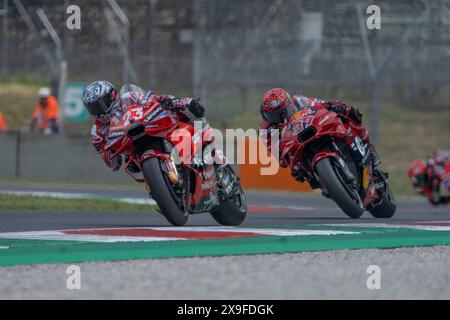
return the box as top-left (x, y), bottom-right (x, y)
top-left (320, 223), bottom-right (450, 231)
top-left (0, 227), bottom-right (359, 243)
top-left (0, 190), bottom-right (156, 205)
top-left (267, 204), bottom-right (315, 211)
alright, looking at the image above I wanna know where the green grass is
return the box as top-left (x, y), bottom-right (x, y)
top-left (0, 84), bottom-right (40, 130)
top-left (0, 194), bottom-right (156, 212)
top-left (0, 73), bottom-right (51, 87)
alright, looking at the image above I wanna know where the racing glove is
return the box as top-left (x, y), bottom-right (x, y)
top-left (324, 101), bottom-right (363, 125)
top-left (157, 96), bottom-right (206, 118)
top-left (156, 95), bottom-right (177, 108)
top-left (187, 99), bottom-right (206, 118)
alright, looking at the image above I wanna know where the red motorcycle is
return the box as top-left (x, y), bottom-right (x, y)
top-left (279, 107), bottom-right (396, 219)
top-left (408, 155), bottom-right (450, 205)
top-left (106, 86), bottom-right (247, 226)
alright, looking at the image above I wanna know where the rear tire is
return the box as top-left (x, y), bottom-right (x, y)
top-left (315, 158), bottom-right (364, 219)
top-left (142, 158), bottom-right (188, 226)
top-left (369, 183), bottom-right (397, 218)
top-left (211, 186), bottom-right (247, 226)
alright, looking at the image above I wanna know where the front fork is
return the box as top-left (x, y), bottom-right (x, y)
top-left (139, 150), bottom-right (181, 191)
top-left (313, 140), bottom-right (371, 197)
top-left (332, 139), bottom-right (375, 192)
top-left (216, 165), bottom-right (239, 201)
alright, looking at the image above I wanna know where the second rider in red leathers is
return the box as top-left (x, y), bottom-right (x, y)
top-left (259, 88), bottom-right (380, 182)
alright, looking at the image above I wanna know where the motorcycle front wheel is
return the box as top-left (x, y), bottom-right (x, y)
top-left (315, 158), bottom-right (364, 219)
top-left (142, 157), bottom-right (189, 226)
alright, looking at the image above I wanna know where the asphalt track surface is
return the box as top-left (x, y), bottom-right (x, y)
top-left (0, 184), bottom-right (449, 232)
top-left (1, 184), bottom-right (450, 300)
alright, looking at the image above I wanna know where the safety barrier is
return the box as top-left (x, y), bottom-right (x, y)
top-left (0, 132), bottom-right (312, 192)
top-left (0, 132), bottom-right (130, 183)
top-left (237, 138), bottom-right (312, 192)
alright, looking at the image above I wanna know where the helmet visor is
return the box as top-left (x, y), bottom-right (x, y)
top-left (86, 98), bottom-right (110, 117)
top-left (263, 109), bottom-right (283, 123)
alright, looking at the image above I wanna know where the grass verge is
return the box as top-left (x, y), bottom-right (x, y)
top-left (0, 84), bottom-right (40, 130)
top-left (0, 194), bottom-right (156, 212)
top-left (0, 178), bottom-right (143, 190)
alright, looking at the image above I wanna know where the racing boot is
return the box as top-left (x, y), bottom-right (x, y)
top-left (441, 196), bottom-right (450, 205)
top-left (291, 164), bottom-right (308, 183)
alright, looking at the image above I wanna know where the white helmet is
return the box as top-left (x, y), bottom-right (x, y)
top-left (38, 87), bottom-right (51, 99)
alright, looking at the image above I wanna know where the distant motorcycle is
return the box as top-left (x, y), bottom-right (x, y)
top-left (408, 155), bottom-right (450, 206)
top-left (427, 169), bottom-right (450, 206)
top-left (279, 107), bottom-right (396, 218)
top-left (106, 86), bottom-right (247, 226)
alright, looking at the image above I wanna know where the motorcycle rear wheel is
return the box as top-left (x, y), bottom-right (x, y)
top-left (142, 158), bottom-right (189, 226)
top-left (211, 185), bottom-right (247, 226)
top-left (369, 182), bottom-right (396, 218)
top-left (315, 158), bottom-right (364, 219)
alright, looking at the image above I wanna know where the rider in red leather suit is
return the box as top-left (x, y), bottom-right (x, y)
top-left (83, 81), bottom-right (206, 172)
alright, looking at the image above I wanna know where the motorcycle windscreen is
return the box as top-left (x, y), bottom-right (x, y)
top-left (118, 84), bottom-right (146, 111)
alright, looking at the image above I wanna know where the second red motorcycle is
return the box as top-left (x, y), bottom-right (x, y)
top-left (279, 107), bottom-right (396, 219)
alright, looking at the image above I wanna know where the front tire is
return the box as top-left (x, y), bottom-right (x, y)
top-left (315, 158), bottom-right (364, 219)
top-left (142, 158), bottom-right (188, 226)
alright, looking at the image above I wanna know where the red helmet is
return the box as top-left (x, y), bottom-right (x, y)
top-left (260, 88), bottom-right (293, 124)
